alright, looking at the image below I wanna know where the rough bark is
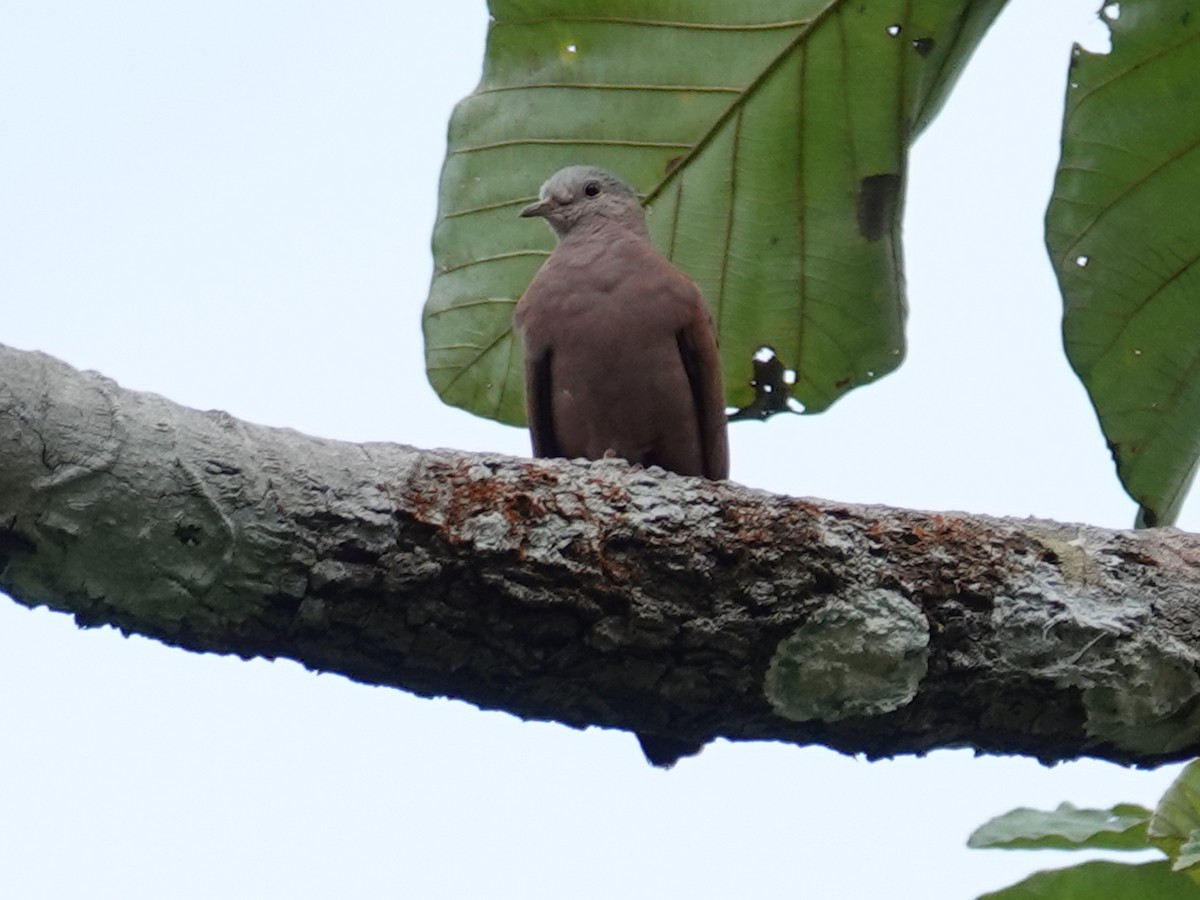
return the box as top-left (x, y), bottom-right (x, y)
top-left (4, 342), bottom-right (1200, 766)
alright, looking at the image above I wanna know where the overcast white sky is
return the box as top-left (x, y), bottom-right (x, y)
top-left (1, 2), bottom-right (1189, 899)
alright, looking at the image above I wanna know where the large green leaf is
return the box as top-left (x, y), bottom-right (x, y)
top-left (968, 802), bottom-right (1153, 852)
top-left (1046, 0), bottom-right (1200, 526)
top-left (977, 861), bottom-right (1198, 900)
top-left (424, 0), bottom-right (1007, 426)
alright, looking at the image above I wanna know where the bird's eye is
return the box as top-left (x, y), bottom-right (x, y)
top-left (584, 182), bottom-right (600, 197)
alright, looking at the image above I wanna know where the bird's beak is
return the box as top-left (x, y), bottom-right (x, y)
top-left (520, 198), bottom-right (553, 218)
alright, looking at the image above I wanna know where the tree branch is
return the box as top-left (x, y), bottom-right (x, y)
top-left (3, 342), bottom-right (1200, 765)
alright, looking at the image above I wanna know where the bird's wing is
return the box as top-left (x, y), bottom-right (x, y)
top-left (514, 267), bottom-right (563, 459)
top-left (675, 297), bottom-right (730, 480)
top-left (523, 343), bottom-right (560, 459)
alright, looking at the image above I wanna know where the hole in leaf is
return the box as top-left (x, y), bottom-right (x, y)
top-left (1075, 255), bottom-right (1090, 267)
top-left (886, 23), bottom-right (902, 36)
top-left (1077, 10), bottom-right (1113, 54)
top-left (565, 43), bottom-right (578, 53)
top-left (729, 347), bottom-right (799, 422)
top-left (1103, 3), bottom-right (1120, 19)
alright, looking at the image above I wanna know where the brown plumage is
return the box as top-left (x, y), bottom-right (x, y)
top-left (513, 166), bottom-right (728, 481)
top-left (513, 166), bottom-right (729, 767)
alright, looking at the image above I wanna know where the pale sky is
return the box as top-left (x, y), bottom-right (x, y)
top-left (1, 3), bottom-right (1187, 898)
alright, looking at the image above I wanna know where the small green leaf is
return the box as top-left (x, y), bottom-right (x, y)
top-left (968, 802), bottom-right (1152, 851)
top-left (977, 860), bottom-right (1199, 900)
top-left (1174, 829), bottom-right (1200, 874)
top-left (1046, 0), bottom-right (1200, 526)
top-left (1150, 760), bottom-right (1200, 863)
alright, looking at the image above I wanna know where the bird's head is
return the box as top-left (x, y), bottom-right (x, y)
top-left (520, 166), bottom-right (647, 239)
